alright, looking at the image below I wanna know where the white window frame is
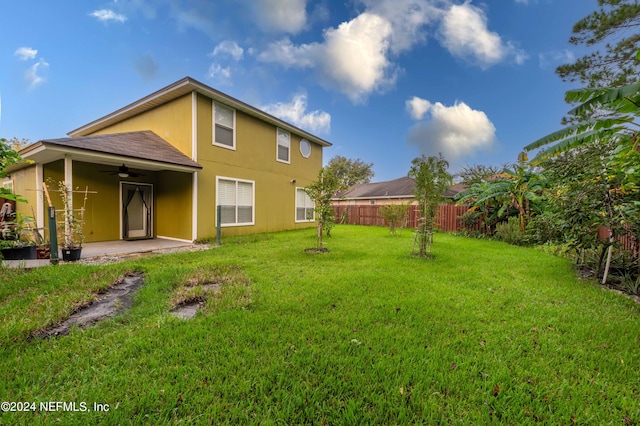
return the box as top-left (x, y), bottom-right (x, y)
top-left (216, 176), bottom-right (255, 227)
top-left (295, 188), bottom-right (315, 223)
top-left (276, 128), bottom-right (290, 164)
top-left (299, 139), bottom-right (311, 158)
top-left (213, 102), bottom-right (236, 150)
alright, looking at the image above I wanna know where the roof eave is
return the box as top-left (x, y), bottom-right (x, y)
top-left (68, 77), bottom-right (332, 148)
top-left (20, 142), bottom-right (202, 173)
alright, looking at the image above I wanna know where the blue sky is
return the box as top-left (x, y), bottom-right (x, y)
top-left (1, 0), bottom-right (596, 181)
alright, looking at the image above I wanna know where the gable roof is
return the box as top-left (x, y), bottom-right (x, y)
top-left (68, 77), bottom-right (332, 148)
top-left (336, 177), bottom-right (416, 200)
top-left (19, 130), bottom-right (202, 172)
top-left (334, 176), bottom-right (467, 200)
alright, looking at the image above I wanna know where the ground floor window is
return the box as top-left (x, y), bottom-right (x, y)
top-left (217, 177), bottom-right (255, 226)
top-left (295, 188), bottom-right (315, 222)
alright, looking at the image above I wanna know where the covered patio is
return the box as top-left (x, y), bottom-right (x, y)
top-left (9, 131), bottom-right (202, 245)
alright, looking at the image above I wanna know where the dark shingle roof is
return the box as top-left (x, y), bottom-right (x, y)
top-left (37, 130), bottom-right (202, 169)
top-left (335, 177), bottom-right (467, 200)
top-left (337, 177), bottom-right (416, 199)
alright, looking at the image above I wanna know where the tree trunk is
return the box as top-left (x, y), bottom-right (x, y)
top-left (601, 230), bottom-right (615, 285)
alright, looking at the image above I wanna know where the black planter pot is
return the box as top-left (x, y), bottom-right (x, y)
top-left (61, 247), bottom-right (82, 262)
top-left (1, 245), bottom-right (37, 260)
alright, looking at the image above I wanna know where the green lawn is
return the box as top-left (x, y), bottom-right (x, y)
top-left (1, 225), bottom-right (639, 424)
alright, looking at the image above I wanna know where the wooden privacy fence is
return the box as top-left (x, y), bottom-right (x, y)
top-left (333, 204), bottom-right (481, 233)
top-left (597, 225), bottom-right (640, 258)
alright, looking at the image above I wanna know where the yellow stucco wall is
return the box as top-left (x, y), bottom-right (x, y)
top-left (90, 94), bottom-right (193, 157)
top-left (12, 166), bottom-right (37, 216)
top-left (36, 90), bottom-right (325, 242)
top-left (195, 94), bottom-right (323, 238)
top-left (156, 171), bottom-right (192, 241)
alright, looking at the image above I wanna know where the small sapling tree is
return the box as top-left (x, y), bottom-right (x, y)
top-left (380, 203), bottom-right (410, 235)
top-left (408, 153), bottom-right (452, 257)
top-left (304, 167), bottom-right (344, 251)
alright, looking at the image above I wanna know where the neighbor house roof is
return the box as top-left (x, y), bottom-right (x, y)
top-left (333, 176), bottom-right (467, 200)
top-left (335, 177), bottom-right (416, 200)
top-left (17, 130), bottom-right (202, 173)
top-left (68, 76), bottom-right (332, 148)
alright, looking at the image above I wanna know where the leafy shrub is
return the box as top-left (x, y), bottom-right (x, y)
top-left (525, 212), bottom-right (563, 245)
top-left (456, 209), bottom-right (485, 238)
top-left (379, 203), bottom-right (410, 235)
top-left (495, 216), bottom-right (526, 246)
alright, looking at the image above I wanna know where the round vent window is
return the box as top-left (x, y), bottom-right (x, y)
top-left (300, 139), bottom-right (311, 158)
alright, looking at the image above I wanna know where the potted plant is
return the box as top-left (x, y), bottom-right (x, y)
top-left (0, 213), bottom-right (42, 260)
top-left (55, 181), bottom-right (86, 262)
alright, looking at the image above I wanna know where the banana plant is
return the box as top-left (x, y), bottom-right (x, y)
top-left (524, 80), bottom-right (640, 164)
top-left (456, 159), bottom-right (545, 233)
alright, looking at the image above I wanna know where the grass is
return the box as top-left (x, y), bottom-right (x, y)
top-left (1, 225), bottom-right (639, 424)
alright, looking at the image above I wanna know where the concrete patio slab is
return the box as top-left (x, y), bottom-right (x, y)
top-left (2, 238), bottom-right (209, 269)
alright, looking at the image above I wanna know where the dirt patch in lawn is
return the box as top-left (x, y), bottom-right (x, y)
top-left (169, 265), bottom-right (251, 319)
top-left (170, 283), bottom-right (222, 319)
top-left (304, 247), bottom-right (330, 253)
top-left (40, 272), bottom-right (144, 337)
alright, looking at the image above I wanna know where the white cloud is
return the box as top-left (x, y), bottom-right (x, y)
top-left (207, 64), bottom-right (232, 82)
top-left (25, 58), bottom-right (49, 90)
top-left (173, 6), bottom-right (216, 38)
top-left (211, 41), bottom-right (245, 61)
top-left (407, 98), bottom-right (496, 160)
top-left (438, 2), bottom-right (526, 69)
top-left (258, 38), bottom-right (318, 68)
top-left (320, 13), bottom-right (395, 102)
top-left (14, 47), bottom-right (38, 61)
top-left (406, 96), bottom-right (432, 120)
top-left (262, 92), bottom-right (331, 134)
top-left (90, 9), bottom-right (127, 23)
top-left (359, 0), bottom-right (441, 54)
top-left (538, 49), bottom-right (575, 70)
top-left (250, 0), bottom-right (307, 34)
top-left (258, 0), bottom-right (524, 101)
top-left (259, 12), bottom-right (396, 103)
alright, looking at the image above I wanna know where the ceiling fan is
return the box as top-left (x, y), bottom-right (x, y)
top-left (100, 164), bottom-right (144, 178)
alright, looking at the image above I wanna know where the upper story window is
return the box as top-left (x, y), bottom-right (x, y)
top-left (276, 128), bottom-right (290, 164)
top-left (213, 102), bottom-right (235, 149)
top-left (299, 139), bottom-right (311, 158)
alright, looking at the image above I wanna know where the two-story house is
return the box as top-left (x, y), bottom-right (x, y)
top-left (8, 77), bottom-right (331, 243)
